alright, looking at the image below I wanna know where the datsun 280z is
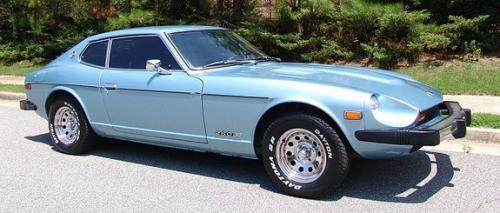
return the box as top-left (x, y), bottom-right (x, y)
top-left (20, 26), bottom-right (471, 198)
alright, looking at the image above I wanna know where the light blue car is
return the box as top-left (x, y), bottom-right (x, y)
top-left (20, 26), bottom-right (471, 198)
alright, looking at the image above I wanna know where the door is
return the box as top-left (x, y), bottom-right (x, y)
top-left (100, 35), bottom-right (206, 143)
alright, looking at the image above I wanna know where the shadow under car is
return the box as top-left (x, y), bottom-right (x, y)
top-left (25, 133), bottom-right (457, 202)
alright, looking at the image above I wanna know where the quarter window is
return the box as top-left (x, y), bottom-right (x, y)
top-left (81, 40), bottom-right (108, 67)
top-left (109, 36), bottom-right (180, 70)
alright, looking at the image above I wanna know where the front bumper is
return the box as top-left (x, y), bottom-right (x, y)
top-left (20, 100), bottom-right (37, 111)
top-left (355, 101), bottom-right (471, 146)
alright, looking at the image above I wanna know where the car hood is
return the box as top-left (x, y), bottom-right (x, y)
top-left (200, 62), bottom-right (443, 110)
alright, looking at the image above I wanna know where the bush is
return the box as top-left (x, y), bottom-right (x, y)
top-left (360, 43), bottom-right (394, 67)
top-left (302, 40), bottom-right (354, 63)
top-left (0, 0), bottom-right (498, 66)
top-left (440, 15), bottom-right (489, 51)
top-left (105, 9), bottom-right (155, 30)
top-left (0, 31), bottom-right (86, 64)
top-left (236, 26), bottom-right (352, 63)
top-left (415, 32), bottom-right (451, 52)
top-left (236, 27), bottom-right (312, 61)
top-left (404, 0), bottom-right (500, 51)
top-left (337, 1), bottom-right (430, 64)
top-left (463, 40), bottom-right (482, 62)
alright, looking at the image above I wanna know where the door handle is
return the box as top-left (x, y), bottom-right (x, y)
top-left (103, 83), bottom-right (118, 90)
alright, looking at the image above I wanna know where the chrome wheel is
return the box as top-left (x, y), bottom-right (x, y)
top-left (276, 128), bottom-right (327, 183)
top-left (53, 106), bottom-right (80, 145)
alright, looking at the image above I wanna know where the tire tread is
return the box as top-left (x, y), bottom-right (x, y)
top-left (48, 95), bottom-right (98, 154)
top-left (261, 112), bottom-right (350, 198)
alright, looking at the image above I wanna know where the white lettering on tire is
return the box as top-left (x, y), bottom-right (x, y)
top-left (314, 129), bottom-right (333, 159)
top-left (49, 123), bottom-right (58, 144)
top-left (268, 156), bottom-right (302, 190)
top-left (269, 136), bottom-right (275, 152)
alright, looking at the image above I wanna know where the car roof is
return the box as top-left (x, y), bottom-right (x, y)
top-left (86, 25), bottom-right (226, 41)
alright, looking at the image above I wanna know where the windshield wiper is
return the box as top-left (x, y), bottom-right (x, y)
top-left (202, 57), bottom-right (281, 68)
top-left (202, 59), bottom-right (254, 68)
top-left (251, 56), bottom-right (282, 63)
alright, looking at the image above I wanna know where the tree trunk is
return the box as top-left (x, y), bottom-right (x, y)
top-left (232, 0), bottom-right (244, 24)
top-left (215, 0), bottom-right (224, 19)
top-left (216, 0), bottom-right (224, 22)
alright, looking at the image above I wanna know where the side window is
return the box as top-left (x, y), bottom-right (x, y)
top-left (81, 40), bottom-right (108, 67)
top-left (109, 36), bottom-right (180, 70)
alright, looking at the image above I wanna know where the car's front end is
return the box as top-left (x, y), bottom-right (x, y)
top-left (296, 64), bottom-right (472, 159)
top-left (356, 95), bottom-right (471, 157)
top-left (314, 65), bottom-right (472, 159)
top-left (342, 71), bottom-right (472, 158)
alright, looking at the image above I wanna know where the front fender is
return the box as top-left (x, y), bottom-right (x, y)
top-left (252, 87), bottom-right (368, 156)
top-left (254, 97), bottom-right (348, 140)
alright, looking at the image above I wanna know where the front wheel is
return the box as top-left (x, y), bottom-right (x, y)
top-left (48, 96), bottom-right (98, 154)
top-left (261, 113), bottom-right (350, 198)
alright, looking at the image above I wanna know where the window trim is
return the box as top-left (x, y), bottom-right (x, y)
top-left (79, 39), bottom-right (110, 68)
top-left (107, 34), bottom-right (182, 71)
top-left (165, 29), bottom-right (267, 71)
top-left (166, 29), bottom-right (229, 71)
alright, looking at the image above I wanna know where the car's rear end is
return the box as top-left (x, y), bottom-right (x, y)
top-left (20, 70), bottom-right (48, 119)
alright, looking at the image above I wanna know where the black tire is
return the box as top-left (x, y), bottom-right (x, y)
top-left (48, 96), bottom-right (98, 154)
top-left (261, 113), bottom-right (350, 198)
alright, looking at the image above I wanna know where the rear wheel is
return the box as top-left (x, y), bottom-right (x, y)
top-left (261, 113), bottom-right (350, 198)
top-left (48, 96), bottom-right (98, 154)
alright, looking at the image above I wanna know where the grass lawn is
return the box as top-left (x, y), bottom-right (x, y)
top-left (0, 63), bottom-right (43, 76)
top-left (471, 113), bottom-right (500, 129)
top-left (400, 59), bottom-right (500, 96)
top-left (0, 84), bottom-right (24, 93)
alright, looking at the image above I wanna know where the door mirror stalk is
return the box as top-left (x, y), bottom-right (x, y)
top-left (146, 59), bottom-right (172, 75)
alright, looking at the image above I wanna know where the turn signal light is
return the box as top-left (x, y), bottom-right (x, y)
top-left (24, 83), bottom-right (31, 91)
top-left (416, 113), bottom-right (426, 123)
top-left (344, 111), bottom-right (363, 120)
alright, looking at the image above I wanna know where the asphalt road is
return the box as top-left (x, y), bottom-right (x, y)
top-left (1, 101), bottom-right (499, 212)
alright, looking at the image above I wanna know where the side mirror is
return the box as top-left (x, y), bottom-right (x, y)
top-left (146, 59), bottom-right (171, 75)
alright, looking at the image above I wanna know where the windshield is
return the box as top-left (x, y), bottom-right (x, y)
top-left (169, 30), bottom-right (267, 69)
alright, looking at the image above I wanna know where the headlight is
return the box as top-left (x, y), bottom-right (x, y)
top-left (369, 94), bottom-right (379, 110)
top-left (368, 94), bottom-right (419, 127)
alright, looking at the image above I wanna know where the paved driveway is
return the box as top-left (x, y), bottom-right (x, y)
top-left (1, 103), bottom-right (499, 212)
